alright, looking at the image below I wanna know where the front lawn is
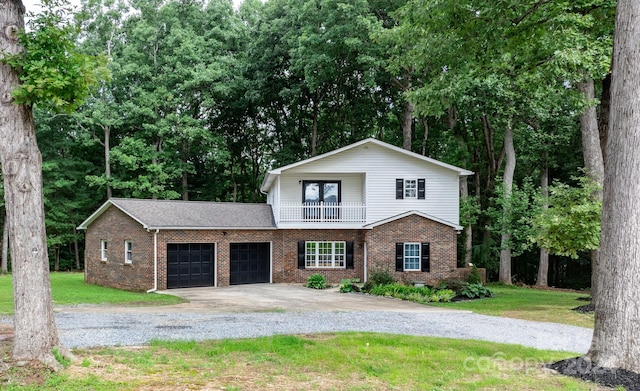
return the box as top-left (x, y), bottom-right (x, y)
top-left (1, 333), bottom-right (605, 390)
top-left (0, 272), bottom-right (185, 314)
top-left (432, 284), bottom-right (594, 328)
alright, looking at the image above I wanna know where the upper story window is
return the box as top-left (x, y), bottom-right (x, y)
top-left (101, 240), bottom-right (108, 261)
top-left (404, 179), bottom-right (417, 199)
top-left (125, 240), bottom-right (133, 264)
top-left (396, 178), bottom-right (426, 200)
top-left (303, 180), bottom-right (341, 204)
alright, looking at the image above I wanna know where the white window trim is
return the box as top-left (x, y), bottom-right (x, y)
top-left (305, 241), bottom-right (346, 269)
top-left (403, 242), bottom-right (421, 271)
top-left (101, 240), bottom-right (108, 261)
top-left (124, 240), bottom-right (132, 264)
top-left (404, 179), bottom-right (418, 199)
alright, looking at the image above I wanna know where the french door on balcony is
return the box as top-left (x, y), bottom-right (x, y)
top-left (302, 180), bottom-right (341, 220)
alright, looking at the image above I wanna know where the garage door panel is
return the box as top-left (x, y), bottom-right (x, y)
top-left (167, 243), bottom-right (215, 289)
top-left (230, 242), bottom-right (270, 285)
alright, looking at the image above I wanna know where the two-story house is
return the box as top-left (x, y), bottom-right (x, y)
top-left (78, 138), bottom-right (473, 291)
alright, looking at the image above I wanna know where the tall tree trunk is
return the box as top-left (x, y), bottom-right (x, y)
top-left (0, 0), bottom-right (62, 368)
top-left (598, 73), bottom-right (611, 161)
top-left (588, 0), bottom-right (640, 372)
top-left (311, 98), bottom-right (319, 157)
top-left (536, 158), bottom-right (549, 286)
top-left (182, 171), bottom-right (189, 200)
top-left (1, 212), bottom-right (8, 273)
top-left (103, 125), bottom-right (111, 199)
top-left (460, 177), bottom-right (472, 266)
top-left (420, 117), bottom-right (428, 155)
top-left (499, 121), bottom-right (515, 285)
top-left (577, 79), bottom-right (605, 302)
top-left (54, 246), bottom-right (59, 272)
top-left (402, 99), bottom-right (413, 151)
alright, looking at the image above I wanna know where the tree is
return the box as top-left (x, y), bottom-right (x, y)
top-left (530, 176), bottom-right (602, 259)
top-left (587, 0), bottom-right (640, 372)
top-left (0, 0), bottom-right (105, 367)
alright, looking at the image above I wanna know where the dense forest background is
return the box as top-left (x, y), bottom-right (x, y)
top-left (1, 0), bottom-right (614, 288)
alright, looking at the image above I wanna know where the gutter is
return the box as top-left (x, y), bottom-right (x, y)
top-left (147, 229), bottom-right (159, 293)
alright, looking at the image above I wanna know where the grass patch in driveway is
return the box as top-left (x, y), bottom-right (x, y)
top-left (1, 333), bottom-right (607, 390)
top-left (430, 284), bottom-right (594, 328)
top-left (0, 272), bottom-right (185, 314)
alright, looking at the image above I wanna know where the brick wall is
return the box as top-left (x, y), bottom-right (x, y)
top-left (366, 214), bottom-right (459, 286)
top-left (85, 206), bottom-right (462, 291)
top-left (278, 229), bottom-right (366, 284)
top-left (84, 206), bottom-right (154, 291)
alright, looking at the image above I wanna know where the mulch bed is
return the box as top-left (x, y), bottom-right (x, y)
top-left (549, 357), bottom-right (640, 391)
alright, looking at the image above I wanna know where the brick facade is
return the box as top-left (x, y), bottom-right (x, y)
top-left (84, 206), bottom-right (465, 291)
top-left (366, 214), bottom-right (461, 286)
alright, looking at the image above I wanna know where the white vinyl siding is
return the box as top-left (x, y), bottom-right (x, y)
top-left (271, 143), bottom-right (461, 225)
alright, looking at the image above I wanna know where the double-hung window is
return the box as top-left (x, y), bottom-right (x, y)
top-left (305, 241), bottom-right (346, 268)
top-left (404, 179), bottom-right (417, 199)
top-left (403, 243), bottom-right (421, 271)
top-left (124, 240), bottom-right (132, 264)
top-left (395, 242), bottom-right (430, 272)
top-left (101, 240), bottom-right (108, 261)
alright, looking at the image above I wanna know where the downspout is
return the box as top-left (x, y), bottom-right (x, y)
top-left (147, 229), bottom-right (159, 293)
top-left (363, 241), bottom-right (368, 283)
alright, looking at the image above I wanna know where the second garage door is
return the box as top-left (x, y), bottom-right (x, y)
top-left (230, 242), bottom-right (270, 285)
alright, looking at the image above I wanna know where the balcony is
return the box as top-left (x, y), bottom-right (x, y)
top-left (278, 201), bottom-right (366, 223)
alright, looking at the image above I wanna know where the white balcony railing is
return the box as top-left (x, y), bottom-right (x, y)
top-left (279, 201), bottom-right (366, 223)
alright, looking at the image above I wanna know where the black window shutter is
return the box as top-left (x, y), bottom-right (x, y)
top-left (346, 241), bottom-right (354, 269)
top-left (395, 243), bottom-right (404, 271)
top-left (418, 178), bottom-right (426, 199)
top-left (297, 241), bottom-right (305, 269)
top-left (421, 242), bottom-right (430, 272)
top-left (396, 179), bottom-right (404, 199)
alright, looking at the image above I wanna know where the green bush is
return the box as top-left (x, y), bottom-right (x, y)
top-left (437, 279), bottom-right (468, 295)
top-left (362, 269), bottom-right (396, 292)
top-left (430, 289), bottom-right (456, 302)
top-left (467, 265), bottom-right (482, 285)
top-left (460, 283), bottom-right (494, 299)
top-left (339, 278), bottom-right (361, 293)
top-left (307, 274), bottom-right (327, 289)
top-left (367, 283), bottom-right (455, 303)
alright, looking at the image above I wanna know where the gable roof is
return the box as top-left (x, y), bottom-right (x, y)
top-left (364, 210), bottom-right (463, 231)
top-left (260, 138), bottom-right (473, 191)
top-left (77, 198), bottom-right (277, 230)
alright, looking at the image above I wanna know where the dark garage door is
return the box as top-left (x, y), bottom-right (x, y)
top-left (167, 243), bottom-right (215, 289)
top-left (230, 242), bottom-right (270, 285)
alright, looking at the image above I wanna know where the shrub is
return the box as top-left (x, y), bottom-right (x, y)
top-left (431, 289), bottom-right (456, 302)
top-left (460, 283), bottom-right (494, 299)
top-left (339, 278), bottom-right (361, 293)
top-left (362, 268), bottom-right (396, 292)
top-left (437, 278), bottom-right (468, 295)
top-left (307, 274), bottom-right (327, 289)
top-left (467, 265), bottom-right (482, 285)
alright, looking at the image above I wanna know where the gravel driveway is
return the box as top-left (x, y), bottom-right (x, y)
top-left (0, 285), bottom-right (593, 353)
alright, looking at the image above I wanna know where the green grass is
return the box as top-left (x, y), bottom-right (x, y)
top-left (0, 333), bottom-right (602, 390)
top-left (0, 272), bottom-right (185, 314)
top-left (431, 284), bottom-right (594, 328)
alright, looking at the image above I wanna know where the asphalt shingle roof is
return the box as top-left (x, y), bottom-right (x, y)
top-left (107, 198), bottom-right (276, 229)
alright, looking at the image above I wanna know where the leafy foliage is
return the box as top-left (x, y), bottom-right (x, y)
top-left (459, 283), bottom-right (494, 299)
top-left (367, 283), bottom-right (457, 303)
top-left (531, 175), bottom-right (602, 258)
top-left (1, 0), bottom-right (108, 110)
top-left (467, 265), bottom-right (482, 285)
top-left (306, 274), bottom-right (327, 289)
top-left (362, 268), bottom-right (397, 292)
